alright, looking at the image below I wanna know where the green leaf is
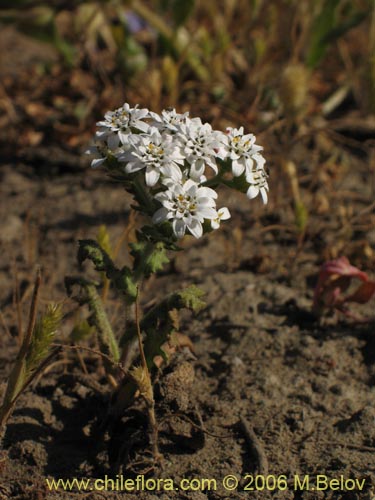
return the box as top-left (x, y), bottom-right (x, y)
top-left (78, 239), bottom-right (113, 273)
top-left (306, 3), bottom-right (368, 70)
top-left (223, 172), bottom-right (251, 194)
top-left (130, 240), bottom-right (170, 278)
top-left (117, 267), bottom-right (138, 301)
top-left (171, 0), bottom-right (195, 27)
top-left (70, 319), bottom-right (95, 343)
top-left (114, 285), bottom-right (206, 413)
top-left (76, 240), bottom-right (137, 302)
top-left (138, 224), bottom-right (179, 250)
top-left (179, 285), bottom-right (206, 312)
top-left (65, 276), bottom-right (99, 301)
top-left (321, 10), bottom-right (369, 45)
top-left (138, 285), bottom-right (206, 368)
top-left (46, 28), bottom-right (77, 67)
top-left (158, 0), bottom-right (195, 27)
top-left (306, 0), bottom-right (340, 69)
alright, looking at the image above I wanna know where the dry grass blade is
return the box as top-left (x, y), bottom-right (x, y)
top-left (0, 270), bottom-right (62, 446)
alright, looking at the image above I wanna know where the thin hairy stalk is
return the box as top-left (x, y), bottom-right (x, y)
top-left (134, 287), bottom-right (161, 462)
top-left (85, 284), bottom-right (120, 364)
top-left (53, 343), bottom-right (127, 378)
top-left (65, 277), bottom-right (121, 370)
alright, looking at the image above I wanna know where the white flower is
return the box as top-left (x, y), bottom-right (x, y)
top-left (119, 129), bottom-right (184, 186)
top-left (179, 118), bottom-right (224, 180)
top-left (246, 169), bottom-right (269, 204)
top-left (223, 127), bottom-right (265, 177)
top-left (96, 103), bottom-right (150, 144)
top-left (152, 179), bottom-right (218, 238)
top-left (85, 135), bottom-right (122, 168)
top-left (149, 108), bottom-right (190, 133)
top-left (161, 168), bottom-right (207, 187)
top-left (211, 207), bottom-right (231, 229)
top-left (90, 103), bottom-right (270, 221)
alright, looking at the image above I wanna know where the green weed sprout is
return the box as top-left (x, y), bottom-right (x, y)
top-left (70, 104), bottom-right (268, 460)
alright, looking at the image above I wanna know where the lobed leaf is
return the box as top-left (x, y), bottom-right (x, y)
top-left (131, 240), bottom-right (170, 278)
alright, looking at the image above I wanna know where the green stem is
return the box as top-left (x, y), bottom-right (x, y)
top-left (132, 176), bottom-right (156, 216)
top-left (85, 284), bottom-right (120, 363)
top-left (66, 277), bottom-right (121, 365)
top-left (202, 161), bottom-right (229, 188)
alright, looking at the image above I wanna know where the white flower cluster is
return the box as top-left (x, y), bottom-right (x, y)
top-left (87, 104), bottom-right (268, 239)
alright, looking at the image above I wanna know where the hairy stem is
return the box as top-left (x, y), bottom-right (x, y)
top-left (135, 287), bottom-right (161, 461)
top-left (84, 283), bottom-right (120, 364)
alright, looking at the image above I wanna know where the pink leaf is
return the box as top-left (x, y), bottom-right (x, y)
top-left (320, 256), bottom-right (368, 281)
top-left (345, 281), bottom-right (375, 305)
top-left (313, 256), bottom-right (374, 317)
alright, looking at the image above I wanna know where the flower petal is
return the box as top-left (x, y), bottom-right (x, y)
top-left (246, 185), bottom-right (259, 199)
top-left (152, 207), bottom-right (169, 224)
top-left (91, 158), bottom-right (105, 168)
top-left (173, 219), bottom-right (186, 238)
top-left (187, 218), bottom-right (203, 238)
top-left (197, 206), bottom-right (217, 219)
top-left (145, 167), bottom-right (160, 186)
top-left (218, 207), bottom-right (231, 220)
top-left (232, 159), bottom-right (245, 177)
top-left (260, 187), bottom-right (268, 204)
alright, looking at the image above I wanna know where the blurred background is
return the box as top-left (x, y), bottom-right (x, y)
top-left (0, 0), bottom-right (374, 270)
top-left (0, 0), bottom-right (373, 149)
